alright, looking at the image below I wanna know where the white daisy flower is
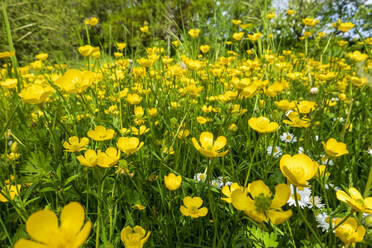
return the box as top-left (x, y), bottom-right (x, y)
top-left (224, 181), bottom-right (233, 186)
top-left (310, 195), bottom-right (325, 209)
top-left (310, 87), bottom-right (319, 94)
top-left (324, 183), bottom-right (340, 191)
top-left (367, 148), bottom-right (372, 156)
top-left (287, 184), bottom-right (312, 208)
top-left (280, 132), bottom-right (297, 143)
top-left (333, 117), bottom-right (344, 122)
top-left (267, 146), bottom-right (282, 157)
top-left (298, 146), bottom-right (305, 154)
top-left (316, 212), bottom-right (331, 232)
top-left (211, 178), bottom-right (224, 188)
top-left (194, 172), bottom-right (207, 182)
top-left (315, 135), bottom-right (319, 141)
top-left (320, 155), bottom-right (334, 166)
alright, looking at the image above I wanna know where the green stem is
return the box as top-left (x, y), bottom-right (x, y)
top-left (85, 24), bottom-right (91, 45)
top-left (0, 216), bottom-right (12, 246)
top-left (244, 135), bottom-right (261, 187)
top-left (294, 187), bottom-right (323, 246)
top-left (363, 164), bottom-right (372, 198)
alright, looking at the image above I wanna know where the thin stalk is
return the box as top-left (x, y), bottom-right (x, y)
top-left (244, 135), bottom-right (261, 187)
top-left (294, 187), bottom-right (323, 246)
top-left (0, 216), bottom-right (12, 246)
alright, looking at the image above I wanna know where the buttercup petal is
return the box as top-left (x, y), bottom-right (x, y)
top-left (199, 132), bottom-right (214, 149)
top-left (271, 184), bottom-right (291, 208)
top-left (26, 210), bottom-right (58, 244)
top-left (60, 202), bottom-right (85, 235)
top-left (14, 239), bottom-right (47, 248)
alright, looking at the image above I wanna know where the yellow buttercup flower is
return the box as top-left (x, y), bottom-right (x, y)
top-left (280, 154), bottom-right (318, 187)
top-left (334, 217), bottom-right (366, 245)
top-left (14, 202), bottom-right (91, 248)
top-left (322, 138), bottom-right (348, 157)
top-left (302, 18), bottom-right (319, 26)
top-left (199, 45), bottom-right (210, 54)
top-left (336, 187), bottom-right (372, 214)
top-left (274, 100), bottom-right (296, 111)
top-left (117, 137), bottom-right (144, 155)
top-left (232, 32), bottom-right (244, 41)
top-left (267, 13), bottom-right (275, 19)
top-left (287, 9), bottom-right (296, 15)
top-left (63, 136), bottom-right (89, 152)
top-left (19, 83), bottom-right (54, 105)
top-left (54, 69), bottom-right (95, 94)
top-left (35, 53), bottom-right (48, 61)
top-left (180, 196), bottom-right (208, 218)
top-left (147, 108), bottom-right (158, 117)
top-left (297, 100), bottom-right (317, 114)
top-left (126, 93), bottom-right (143, 105)
top-left (240, 23), bottom-right (251, 29)
top-left (232, 19), bottom-right (242, 25)
top-left (88, 17), bottom-right (99, 26)
top-left (283, 112), bottom-right (310, 128)
top-left (0, 184), bottom-right (21, 202)
top-left (121, 225), bottom-right (151, 248)
top-left (97, 147), bottom-right (121, 168)
top-left (140, 25), bottom-right (149, 33)
top-left (131, 126), bottom-right (150, 136)
top-left (78, 45), bottom-right (94, 57)
top-left (164, 173), bottom-right (182, 191)
top-left (248, 117), bottom-right (279, 133)
top-left (338, 22), bottom-right (354, 33)
top-left (117, 42), bottom-right (127, 51)
top-left (347, 51), bottom-right (368, 62)
top-left (221, 183), bottom-right (242, 203)
top-left (247, 33), bottom-right (262, 41)
top-left (188, 29), bottom-right (200, 38)
top-left (0, 50), bottom-right (15, 59)
top-left (0, 78), bottom-right (18, 89)
top-left (87, 126), bottom-right (115, 141)
top-left (231, 180), bottom-right (292, 225)
top-left (77, 149), bottom-right (97, 167)
top-left (191, 132), bottom-right (229, 158)
top-left (172, 40), bottom-right (180, 47)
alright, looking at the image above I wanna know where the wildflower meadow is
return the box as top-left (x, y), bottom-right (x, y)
top-left (0, 0), bottom-right (371, 247)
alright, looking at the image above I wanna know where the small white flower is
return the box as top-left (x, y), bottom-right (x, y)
top-left (211, 178), bottom-right (224, 188)
top-left (280, 132), bottom-right (297, 143)
top-left (194, 172), bottom-right (207, 182)
top-left (224, 181), bottom-right (233, 186)
top-left (320, 155), bottom-right (334, 166)
top-left (310, 196), bottom-right (325, 209)
top-left (316, 212), bottom-right (331, 232)
top-left (310, 87), bottom-right (319, 94)
top-left (367, 148), bottom-right (372, 156)
top-left (324, 183), bottom-right (340, 191)
top-left (267, 146), bottom-right (282, 157)
top-left (287, 184), bottom-right (312, 208)
top-left (315, 135), bottom-right (319, 141)
top-left (298, 146), bottom-right (305, 154)
top-left (333, 117), bottom-right (344, 122)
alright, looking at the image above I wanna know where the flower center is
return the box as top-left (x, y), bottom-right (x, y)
top-left (254, 193), bottom-right (272, 212)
